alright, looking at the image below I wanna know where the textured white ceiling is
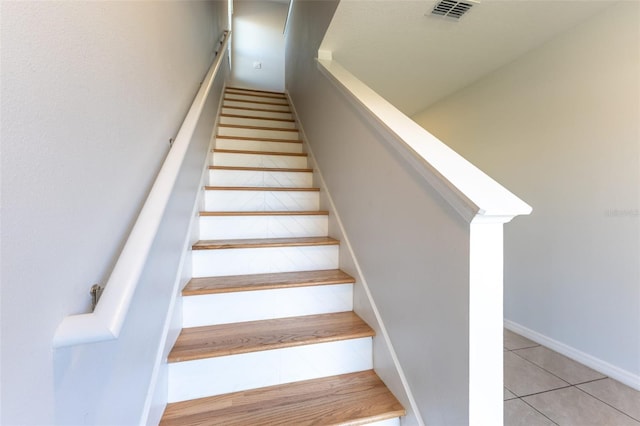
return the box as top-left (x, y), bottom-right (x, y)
top-left (320, 0), bottom-right (616, 116)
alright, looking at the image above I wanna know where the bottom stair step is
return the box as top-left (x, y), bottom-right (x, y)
top-left (160, 370), bottom-right (405, 426)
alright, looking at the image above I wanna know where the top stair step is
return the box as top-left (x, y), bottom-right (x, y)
top-left (226, 90), bottom-right (287, 101)
top-left (160, 370), bottom-right (405, 426)
top-left (226, 86), bottom-right (286, 97)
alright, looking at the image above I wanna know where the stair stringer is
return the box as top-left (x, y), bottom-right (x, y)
top-left (141, 84), bottom-right (230, 426)
top-left (287, 91), bottom-right (424, 426)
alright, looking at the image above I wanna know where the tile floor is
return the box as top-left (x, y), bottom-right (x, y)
top-left (504, 329), bottom-right (640, 425)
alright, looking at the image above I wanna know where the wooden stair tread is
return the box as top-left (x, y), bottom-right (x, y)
top-left (219, 123), bottom-right (298, 132)
top-left (161, 371), bottom-right (403, 425)
top-left (225, 91), bottom-right (287, 101)
top-left (225, 93), bottom-right (287, 100)
top-left (183, 269), bottom-right (355, 296)
top-left (204, 186), bottom-right (319, 192)
top-left (216, 135), bottom-right (302, 144)
top-left (168, 312), bottom-right (373, 362)
top-left (222, 105), bottom-right (292, 114)
top-left (220, 113), bottom-right (295, 123)
top-left (209, 165), bottom-right (312, 172)
top-left (160, 370), bottom-right (405, 426)
top-left (226, 86), bottom-right (286, 96)
top-left (200, 210), bottom-right (328, 216)
top-left (224, 97), bottom-right (289, 107)
top-left (192, 236), bottom-right (338, 250)
top-left (213, 149), bottom-right (307, 157)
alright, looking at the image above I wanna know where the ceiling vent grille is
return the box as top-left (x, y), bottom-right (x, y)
top-left (430, 0), bottom-right (476, 20)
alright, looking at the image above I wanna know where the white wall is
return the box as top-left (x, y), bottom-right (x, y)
top-left (414, 2), bottom-right (640, 386)
top-left (286, 2), bottom-right (475, 424)
top-left (0, 1), bottom-right (227, 424)
top-left (230, 0), bottom-right (288, 92)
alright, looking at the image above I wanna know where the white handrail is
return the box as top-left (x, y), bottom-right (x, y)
top-left (317, 57), bottom-right (532, 224)
top-left (53, 32), bottom-right (231, 349)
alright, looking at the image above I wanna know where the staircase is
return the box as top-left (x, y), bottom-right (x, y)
top-left (159, 87), bottom-right (405, 425)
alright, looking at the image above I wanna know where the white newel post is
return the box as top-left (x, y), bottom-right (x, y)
top-left (469, 218), bottom-right (505, 426)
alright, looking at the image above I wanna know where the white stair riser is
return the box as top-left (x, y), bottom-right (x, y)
top-left (208, 169), bottom-right (312, 188)
top-left (215, 138), bottom-right (303, 153)
top-left (182, 284), bottom-right (353, 327)
top-left (204, 190), bottom-right (319, 211)
top-left (167, 337), bottom-right (372, 402)
top-left (218, 126), bottom-right (300, 141)
top-left (222, 107), bottom-right (293, 120)
top-left (369, 418), bottom-right (401, 426)
top-left (220, 116), bottom-right (296, 129)
top-left (212, 152), bottom-right (308, 169)
top-left (224, 100), bottom-right (290, 112)
top-left (199, 215), bottom-right (328, 239)
top-left (225, 93), bottom-right (288, 105)
top-left (192, 245), bottom-right (339, 277)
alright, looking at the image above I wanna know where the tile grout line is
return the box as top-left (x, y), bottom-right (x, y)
top-left (573, 377), bottom-right (609, 386)
top-left (507, 344), bottom-right (640, 424)
top-left (515, 384), bottom-right (574, 399)
top-left (518, 397), bottom-right (560, 425)
top-left (504, 384), bottom-right (518, 400)
top-left (509, 340), bottom-right (610, 390)
top-left (574, 385), bottom-right (640, 423)
top-left (504, 343), bottom-right (541, 351)
top-left (510, 348), bottom-right (574, 387)
top-left (511, 382), bottom-right (640, 426)
top-left (505, 342), bottom-right (569, 425)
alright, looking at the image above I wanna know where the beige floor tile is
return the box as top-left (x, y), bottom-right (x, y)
top-left (578, 378), bottom-right (640, 421)
top-left (513, 346), bottom-right (606, 384)
top-left (504, 399), bottom-right (556, 426)
top-left (524, 387), bottom-right (640, 426)
top-left (504, 329), bottom-right (539, 350)
top-left (505, 387), bottom-right (518, 400)
top-left (504, 351), bottom-right (569, 396)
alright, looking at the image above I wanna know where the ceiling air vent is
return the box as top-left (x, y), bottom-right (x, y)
top-left (430, 0), bottom-right (477, 20)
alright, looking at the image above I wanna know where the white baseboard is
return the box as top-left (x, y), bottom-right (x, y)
top-left (504, 319), bottom-right (640, 391)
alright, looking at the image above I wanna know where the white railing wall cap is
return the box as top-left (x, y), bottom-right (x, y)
top-left (52, 32), bottom-right (231, 349)
top-left (317, 58), bottom-right (532, 224)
